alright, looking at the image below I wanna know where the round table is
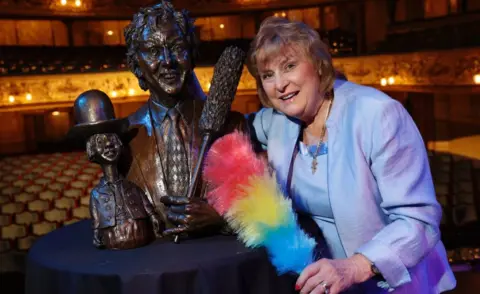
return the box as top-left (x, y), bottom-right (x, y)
top-left (25, 220), bottom-right (297, 294)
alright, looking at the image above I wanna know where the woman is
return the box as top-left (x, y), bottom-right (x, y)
top-left (246, 17), bottom-right (456, 294)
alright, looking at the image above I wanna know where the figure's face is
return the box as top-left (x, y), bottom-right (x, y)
top-left (137, 20), bottom-right (192, 98)
top-left (90, 133), bottom-right (122, 164)
top-left (258, 47), bottom-right (323, 123)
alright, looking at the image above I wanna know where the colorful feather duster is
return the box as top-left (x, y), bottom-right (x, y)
top-left (203, 131), bottom-right (316, 274)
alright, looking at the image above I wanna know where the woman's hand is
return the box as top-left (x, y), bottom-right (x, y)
top-left (295, 254), bottom-right (374, 294)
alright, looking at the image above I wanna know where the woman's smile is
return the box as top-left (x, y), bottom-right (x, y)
top-left (278, 91), bottom-right (299, 102)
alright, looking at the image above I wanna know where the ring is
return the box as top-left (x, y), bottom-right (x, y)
top-left (320, 281), bottom-right (329, 294)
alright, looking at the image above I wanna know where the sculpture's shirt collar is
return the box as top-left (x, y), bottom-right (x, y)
top-left (149, 99), bottom-right (169, 126)
top-left (149, 98), bottom-right (195, 127)
top-left (99, 176), bottom-right (124, 188)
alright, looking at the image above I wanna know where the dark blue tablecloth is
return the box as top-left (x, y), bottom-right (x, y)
top-left (25, 220), bottom-right (297, 294)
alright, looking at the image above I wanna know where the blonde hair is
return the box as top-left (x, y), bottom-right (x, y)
top-left (247, 17), bottom-right (335, 107)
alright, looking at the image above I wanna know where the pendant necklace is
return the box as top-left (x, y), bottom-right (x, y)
top-left (307, 94), bottom-right (333, 174)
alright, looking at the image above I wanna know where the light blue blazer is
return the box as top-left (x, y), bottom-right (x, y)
top-left (248, 80), bottom-right (456, 293)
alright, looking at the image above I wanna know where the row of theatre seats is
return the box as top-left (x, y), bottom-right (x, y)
top-left (0, 150), bottom-right (479, 266)
top-left (0, 40), bottom-right (252, 76)
top-left (0, 29), bottom-right (359, 77)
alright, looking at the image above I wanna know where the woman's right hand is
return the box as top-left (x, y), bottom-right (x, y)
top-left (295, 254), bottom-right (373, 294)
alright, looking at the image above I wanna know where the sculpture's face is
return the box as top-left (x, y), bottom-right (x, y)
top-left (137, 20), bottom-right (192, 98)
top-left (89, 133), bottom-right (122, 164)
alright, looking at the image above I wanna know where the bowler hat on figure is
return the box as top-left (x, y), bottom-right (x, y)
top-left (67, 89), bottom-right (129, 141)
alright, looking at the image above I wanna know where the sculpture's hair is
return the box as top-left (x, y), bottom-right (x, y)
top-left (124, 0), bottom-right (198, 90)
top-left (86, 135), bottom-right (99, 163)
top-left (246, 17), bottom-right (335, 107)
top-left (86, 134), bottom-right (123, 164)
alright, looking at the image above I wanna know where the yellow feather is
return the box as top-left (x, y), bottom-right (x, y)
top-left (227, 175), bottom-right (292, 246)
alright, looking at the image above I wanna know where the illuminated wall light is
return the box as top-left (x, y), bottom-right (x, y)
top-left (60, 0), bottom-right (67, 5)
top-left (128, 89), bottom-right (135, 96)
top-left (474, 74), bottom-right (480, 85)
top-left (111, 91), bottom-right (118, 97)
top-left (26, 93), bottom-right (32, 101)
top-left (388, 76), bottom-right (395, 85)
top-left (281, 12), bottom-right (286, 17)
top-left (274, 13), bottom-right (279, 17)
top-left (380, 78), bottom-right (387, 86)
top-left (52, 111), bottom-right (60, 116)
top-left (8, 95), bottom-right (15, 103)
top-left (107, 30), bottom-right (114, 36)
top-left (219, 24), bottom-right (225, 29)
top-left (75, 0), bottom-right (81, 7)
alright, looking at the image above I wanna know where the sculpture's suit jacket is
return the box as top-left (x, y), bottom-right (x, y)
top-left (90, 177), bottom-right (155, 229)
top-left (119, 91), bottom-right (246, 228)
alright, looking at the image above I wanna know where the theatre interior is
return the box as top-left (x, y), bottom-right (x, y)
top-left (0, 0), bottom-right (479, 293)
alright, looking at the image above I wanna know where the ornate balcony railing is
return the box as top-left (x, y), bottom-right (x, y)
top-left (376, 11), bottom-right (480, 53)
top-left (1, 46), bottom-right (479, 109)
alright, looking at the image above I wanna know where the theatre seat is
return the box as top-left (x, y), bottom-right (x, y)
top-left (0, 152), bottom-right (101, 253)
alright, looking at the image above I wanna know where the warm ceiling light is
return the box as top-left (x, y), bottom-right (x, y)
top-left (380, 78), bottom-right (387, 86)
top-left (26, 93), bottom-right (32, 101)
top-left (128, 89), bottom-right (135, 96)
top-left (111, 91), bottom-right (118, 97)
top-left (281, 12), bottom-right (286, 17)
top-left (75, 0), bottom-right (81, 7)
top-left (219, 24), bottom-right (225, 29)
top-left (388, 76), bottom-right (395, 85)
top-left (52, 111), bottom-right (60, 116)
top-left (60, 0), bottom-right (67, 5)
top-left (8, 95), bottom-right (15, 103)
top-left (107, 30), bottom-right (114, 36)
top-left (474, 74), bottom-right (480, 85)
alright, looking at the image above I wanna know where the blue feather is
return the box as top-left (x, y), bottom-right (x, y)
top-left (259, 214), bottom-right (316, 275)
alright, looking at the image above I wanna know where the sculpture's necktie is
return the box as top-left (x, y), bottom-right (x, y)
top-left (110, 181), bottom-right (126, 221)
top-left (165, 108), bottom-right (189, 196)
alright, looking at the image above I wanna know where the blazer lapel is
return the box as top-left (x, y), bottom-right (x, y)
top-left (127, 124), bottom-right (168, 209)
top-left (185, 99), bottom-right (207, 198)
top-left (271, 116), bottom-right (301, 194)
top-left (325, 80), bottom-right (359, 257)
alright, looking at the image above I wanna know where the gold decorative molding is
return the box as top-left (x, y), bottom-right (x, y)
top-left (0, 67), bottom-right (256, 108)
top-left (334, 47), bottom-right (480, 87)
top-left (0, 71), bottom-right (142, 108)
top-left (1, 47), bottom-right (479, 109)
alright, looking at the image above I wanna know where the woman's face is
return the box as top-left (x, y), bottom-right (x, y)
top-left (258, 47), bottom-right (323, 123)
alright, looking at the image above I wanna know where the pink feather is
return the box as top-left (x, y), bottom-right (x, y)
top-left (203, 131), bottom-right (267, 215)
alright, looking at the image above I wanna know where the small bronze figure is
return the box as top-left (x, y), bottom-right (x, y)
top-left (69, 90), bottom-right (163, 249)
top-left (119, 0), bottom-right (247, 238)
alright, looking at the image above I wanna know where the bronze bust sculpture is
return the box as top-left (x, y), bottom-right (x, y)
top-left (70, 90), bottom-right (163, 249)
top-left (119, 1), bottom-right (246, 239)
